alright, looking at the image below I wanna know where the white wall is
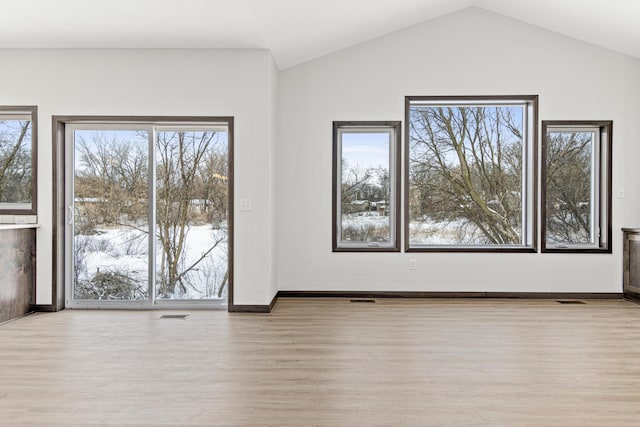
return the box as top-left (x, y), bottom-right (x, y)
top-left (275, 7), bottom-right (640, 293)
top-left (269, 55), bottom-right (279, 300)
top-left (0, 48), bottom-right (276, 306)
top-left (2, 7), bottom-right (639, 305)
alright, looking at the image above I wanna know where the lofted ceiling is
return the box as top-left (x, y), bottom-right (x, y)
top-left (0, 0), bottom-right (638, 69)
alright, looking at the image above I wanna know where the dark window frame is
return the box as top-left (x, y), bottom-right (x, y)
top-left (332, 121), bottom-right (401, 252)
top-left (541, 120), bottom-right (612, 253)
top-left (0, 105), bottom-right (37, 215)
top-left (404, 95), bottom-right (538, 253)
top-left (51, 115), bottom-right (235, 311)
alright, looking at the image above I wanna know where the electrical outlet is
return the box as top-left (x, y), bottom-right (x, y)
top-left (239, 199), bottom-right (253, 211)
top-left (617, 187), bottom-right (625, 199)
top-left (409, 258), bottom-right (417, 270)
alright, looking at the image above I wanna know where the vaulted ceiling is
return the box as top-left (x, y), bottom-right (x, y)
top-left (0, 0), bottom-right (637, 69)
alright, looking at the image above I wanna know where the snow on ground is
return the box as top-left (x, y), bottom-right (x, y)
top-left (342, 212), bottom-right (476, 245)
top-left (409, 218), bottom-right (475, 245)
top-left (77, 225), bottom-right (227, 300)
top-left (341, 212), bottom-right (389, 229)
top-left (341, 212), bottom-right (390, 241)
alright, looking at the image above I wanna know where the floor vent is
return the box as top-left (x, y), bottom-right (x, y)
top-left (556, 300), bottom-right (586, 305)
top-left (159, 314), bottom-right (190, 319)
top-left (350, 299), bottom-right (376, 303)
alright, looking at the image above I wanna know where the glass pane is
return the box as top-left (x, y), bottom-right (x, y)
top-left (545, 131), bottom-right (594, 244)
top-left (408, 105), bottom-right (524, 245)
top-left (0, 118), bottom-right (32, 209)
top-left (155, 129), bottom-right (229, 300)
top-left (340, 131), bottom-right (391, 244)
top-left (73, 129), bottom-right (150, 300)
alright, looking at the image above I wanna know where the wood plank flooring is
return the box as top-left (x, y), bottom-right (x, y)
top-left (1, 298), bottom-right (640, 426)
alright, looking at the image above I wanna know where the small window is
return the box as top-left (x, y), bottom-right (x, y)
top-left (333, 121), bottom-right (400, 251)
top-left (541, 121), bottom-right (612, 252)
top-left (0, 106), bottom-right (37, 214)
top-left (405, 96), bottom-right (537, 252)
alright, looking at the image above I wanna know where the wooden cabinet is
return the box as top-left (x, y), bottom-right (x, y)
top-left (0, 228), bottom-right (35, 323)
top-left (623, 228), bottom-right (640, 302)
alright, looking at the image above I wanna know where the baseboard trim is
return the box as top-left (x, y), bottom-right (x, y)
top-left (30, 304), bottom-right (58, 312)
top-left (276, 291), bottom-right (623, 300)
top-left (228, 305), bottom-right (271, 313)
top-left (228, 293), bottom-right (279, 313)
top-left (624, 292), bottom-right (640, 304)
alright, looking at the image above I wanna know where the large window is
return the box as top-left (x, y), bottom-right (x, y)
top-left (333, 121), bottom-right (400, 251)
top-left (541, 121), bottom-right (612, 252)
top-left (405, 96), bottom-right (537, 251)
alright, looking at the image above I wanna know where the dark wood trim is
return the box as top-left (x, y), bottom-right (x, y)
top-left (332, 122), bottom-right (338, 251)
top-left (332, 121), bottom-right (401, 252)
top-left (269, 292), bottom-right (278, 311)
top-left (0, 105), bottom-right (37, 215)
top-left (405, 95), bottom-right (540, 103)
top-left (405, 247), bottom-right (537, 253)
top-left (540, 121), bottom-right (613, 253)
top-left (50, 115), bottom-right (234, 124)
top-left (624, 293), bottom-right (640, 304)
top-left (404, 97), bottom-right (411, 252)
top-left (51, 117), bottom-right (65, 311)
top-left (228, 292), bottom-right (278, 313)
top-left (404, 95), bottom-right (538, 253)
top-left (225, 118), bottom-right (236, 312)
top-left (30, 304), bottom-right (58, 312)
top-left (229, 304), bottom-right (270, 313)
top-left (228, 305), bottom-right (271, 313)
top-left (277, 291), bottom-right (622, 300)
top-left (333, 247), bottom-right (404, 253)
top-left (531, 96), bottom-right (539, 253)
top-left (51, 115), bottom-right (234, 312)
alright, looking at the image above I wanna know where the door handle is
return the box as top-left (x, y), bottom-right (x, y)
top-left (68, 206), bottom-right (74, 226)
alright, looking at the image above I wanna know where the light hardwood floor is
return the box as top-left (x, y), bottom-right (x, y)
top-left (1, 298), bottom-right (640, 426)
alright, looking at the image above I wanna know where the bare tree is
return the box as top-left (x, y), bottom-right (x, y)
top-left (75, 134), bottom-right (148, 229)
top-left (409, 106), bottom-right (523, 244)
top-left (73, 129), bottom-right (229, 300)
top-left (341, 160), bottom-right (374, 206)
top-left (195, 148), bottom-right (229, 228)
top-left (155, 130), bottom-right (227, 298)
top-left (0, 120), bottom-right (32, 203)
top-left (545, 132), bottom-right (592, 242)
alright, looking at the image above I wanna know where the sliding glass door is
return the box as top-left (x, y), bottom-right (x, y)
top-left (65, 122), bottom-right (230, 308)
top-left (70, 127), bottom-right (150, 302)
top-left (154, 128), bottom-right (229, 301)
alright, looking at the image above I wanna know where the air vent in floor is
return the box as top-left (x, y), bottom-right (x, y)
top-left (350, 299), bottom-right (376, 303)
top-left (556, 300), bottom-right (586, 304)
top-left (159, 314), bottom-right (190, 319)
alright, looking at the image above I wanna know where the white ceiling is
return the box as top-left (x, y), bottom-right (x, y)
top-left (0, 0), bottom-right (638, 69)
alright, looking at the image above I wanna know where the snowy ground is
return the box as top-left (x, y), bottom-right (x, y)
top-left (341, 212), bottom-right (475, 245)
top-left (409, 218), bottom-right (471, 245)
top-left (341, 212), bottom-right (390, 241)
top-left (75, 225), bottom-right (228, 300)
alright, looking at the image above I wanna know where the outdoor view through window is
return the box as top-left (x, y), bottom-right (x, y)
top-left (334, 122), bottom-right (399, 251)
top-left (407, 97), bottom-right (535, 249)
top-left (72, 126), bottom-right (229, 302)
top-left (542, 121), bottom-right (611, 252)
top-left (340, 131), bottom-right (391, 244)
top-left (0, 112), bottom-right (33, 210)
